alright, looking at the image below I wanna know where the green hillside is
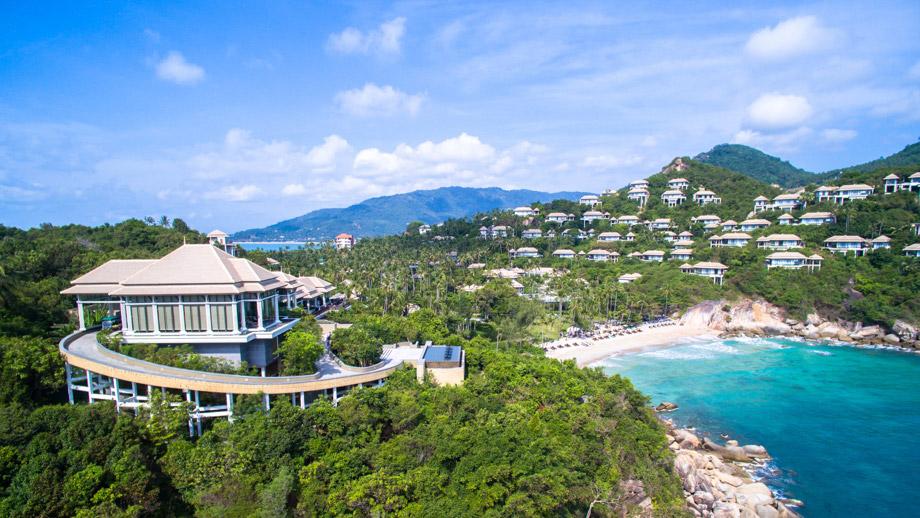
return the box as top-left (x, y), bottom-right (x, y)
top-left (694, 144), bottom-right (829, 187)
top-left (826, 141), bottom-right (920, 177)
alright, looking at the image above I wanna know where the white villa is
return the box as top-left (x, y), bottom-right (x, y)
top-left (798, 212), bottom-right (836, 225)
top-left (580, 194), bottom-right (601, 206)
top-left (670, 249), bottom-right (693, 261)
top-left (738, 219), bottom-right (771, 232)
top-left (721, 220), bottom-right (737, 231)
top-left (511, 247), bottom-right (541, 258)
top-left (824, 235), bottom-right (870, 256)
top-left (207, 230), bottom-right (236, 255)
top-left (546, 212), bottom-right (574, 223)
top-left (618, 273), bottom-right (642, 283)
top-left (629, 179), bottom-right (650, 190)
top-left (616, 215), bottom-right (641, 226)
top-left (756, 234), bottom-right (804, 250)
top-left (625, 232), bottom-right (637, 241)
top-left (661, 190), bottom-right (687, 207)
top-left (668, 178), bottom-right (690, 190)
top-left (822, 184), bottom-right (875, 204)
top-left (662, 231), bottom-right (677, 242)
top-left (586, 249), bottom-right (618, 262)
top-left (882, 172), bottom-right (920, 193)
top-left (418, 224), bottom-right (431, 235)
top-left (597, 231), bottom-right (622, 242)
top-left (680, 262), bottom-right (728, 285)
top-left (772, 193), bottom-right (806, 212)
top-left (904, 244), bottom-right (920, 257)
top-left (649, 218), bottom-right (672, 230)
top-left (777, 214), bottom-right (795, 225)
top-left (692, 215), bottom-right (721, 228)
top-left (61, 244), bottom-right (314, 368)
top-left (814, 186), bottom-right (836, 203)
top-left (678, 231), bottom-right (694, 240)
top-left (582, 210), bottom-right (608, 223)
top-left (627, 188), bottom-right (650, 207)
top-left (913, 223), bottom-right (920, 236)
top-left (335, 233), bottom-right (355, 250)
top-left (479, 225), bottom-right (510, 239)
top-left (710, 232), bottom-right (752, 248)
top-left (753, 196), bottom-right (770, 213)
top-left (513, 206), bottom-right (538, 217)
top-left (871, 236), bottom-right (891, 250)
top-left (552, 249), bottom-right (576, 259)
top-left (673, 239), bottom-right (695, 249)
top-left (522, 229), bottom-right (543, 239)
top-left (764, 252), bottom-right (822, 271)
top-left (692, 188), bottom-right (721, 205)
top-left (640, 250), bottom-right (665, 262)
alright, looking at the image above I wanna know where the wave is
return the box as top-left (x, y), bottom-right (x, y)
top-left (639, 339), bottom-right (743, 361)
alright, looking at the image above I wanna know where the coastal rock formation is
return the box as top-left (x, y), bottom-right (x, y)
top-left (665, 423), bottom-right (801, 518)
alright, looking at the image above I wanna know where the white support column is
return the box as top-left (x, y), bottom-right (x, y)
top-left (232, 297), bottom-right (240, 333)
top-left (256, 296), bottom-right (264, 331)
top-left (300, 391), bottom-right (306, 409)
top-left (263, 393), bottom-right (270, 411)
top-left (86, 370), bottom-right (94, 403)
top-left (113, 378), bottom-right (121, 414)
top-left (291, 393), bottom-right (296, 406)
top-left (194, 391), bottom-right (202, 437)
top-left (273, 293), bottom-right (280, 325)
top-left (151, 298), bottom-right (160, 334)
top-left (185, 390), bottom-right (194, 437)
top-left (226, 393), bottom-right (234, 423)
top-left (239, 297), bottom-right (248, 332)
top-left (332, 386), bottom-right (338, 407)
top-left (205, 296), bottom-right (213, 333)
top-left (65, 363), bottom-right (74, 404)
top-left (77, 298), bottom-right (86, 330)
top-left (178, 298), bottom-right (186, 333)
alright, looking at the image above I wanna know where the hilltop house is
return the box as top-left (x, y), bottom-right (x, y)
top-left (580, 194), bottom-right (601, 207)
top-left (670, 249), bottom-right (693, 261)
top-left (597, 231), bottom-right (622, 242)
top-left (738, 219), bottom-right (771, 232)
top-left (552, 249), bottom-right (576, 259)
top-left (710, 232), bottom-right (752, 248)
top-left (510, 247), bottom-right (541, 259)
top-left (61, 244), bottom-right (306, 368)
top-left (586, 249), bottom-right (617, 262)
top-left (904, 244), bottom-right (920, 257)
top-left (661, 190), bottom-right (687, 207)
top-left (629, 179), bottom-right (649, 190)
top-left (522, 229), bottom-right (543, 240)
top-left (882, 172), bottom-right (920, 193)
top-left (777, 214), bottom-right (795, 225)
top-left (627, 188), bottom-right (650, 207)
top-left (756, 234), bottom-right (804, 250)
top-left (335, 233), bottom-right (355, 250)
top-left (640, 250), bottom-right (665, 262)
top-left (824, 235), bottom-right (869, 256)
top-left (618, 273), bottom-right (642, 283)
top-left (418, 224), bottom-right (431, 235)
top-left (798, 212), bottom-right (836, 225)
top-left (764, 252), bottom-right (822, 271)
top-left (883, 174), bottom-right (901, 193)
top-left (870, 236), bottom-right (891, 250)
top-left (546, 212), bottom-right (574, 223)
top-left (693, 188), bottom-right (721, 205)
top-left (680, 262), bottom-right (728, 285)
top-left (668, 178), bottom-right (690, 190)
top-left (753, 196), bottom-right (770, 213)
top-left (814, 186), bottom-right (836, 203)
top-left (513, 206), bottom-right (538, 217)
top-left (582, 210), bottom-right (608, 223)
top-left (832, 184), bottom-right (874, 204)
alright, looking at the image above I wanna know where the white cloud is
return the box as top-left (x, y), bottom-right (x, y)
top-left (204, 184), bottom-right (263, 202)
top-left (335, 84), bottom-right (424, 116)
top-left (746, 93), bottom-right (813, 129)
top-left (581, 154), bottom-right (643, 169)
top-left (745, 16), bottom-right (838, 60)
top-left (327, 17), bottom-right (406, 55)
top-left (281, 183), bottom-right (307, 196)
top-left (189, 130), bottom-right (351, 177)
top-left (731, 127), bottom-right (813, 152)
top-left (822, 128), bottom-right (857, 142)
top-left (155, 51), bottom-right (205, 84)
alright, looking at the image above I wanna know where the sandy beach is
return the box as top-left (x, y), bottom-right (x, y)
top-left (543, 323), bottom-right (716, 367)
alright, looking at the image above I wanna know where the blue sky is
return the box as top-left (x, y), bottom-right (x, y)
top-left (2, 1), bottom-right (919, 232)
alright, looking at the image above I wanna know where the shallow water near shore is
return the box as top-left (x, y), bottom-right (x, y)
top-left (598, 337), bottom-right (920, 517)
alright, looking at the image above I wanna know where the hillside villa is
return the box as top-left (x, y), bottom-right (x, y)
top-left (546, 212), bottom-right (574, 223)
top-left (871, 236), bottom-right (891, 250)
top-left (513, 206), bottom-right (538, 217)
top-left (710, 232), bottom-right (753, 248)
top-left (640, 250), bottom-right (665, 262)
top-left (680, 262), bottom-right (728, 285)
top-left (777, 214), bottom-right (795, 225)
top-left (479, 225), bottom-right (509, 239)
top-left (625, 232), bottom-right (636, 241)
top-left (587, 249), bottom-right (618, 262)
top-left (649, 218), bottom-right (672, 230)
top-left (618, 273), bottom-right (642, 283)
top-left (629, 179), bottom-right (649, 190)
top-left (580, 194), bottom-right (601, 206)
top-left (772, 193), bottom-right (806, 211)
top-left (738, 219), bottom-right (771, 232)
top-left (692, 187), bottom-right (721, 205)
top-left (552, 249), bottom-right (576, 259)
top-left (818, 184), bottom-right (875, 204)
top-left (510, 247), bottom-right (541, 258)
top-left (756, 234), bottom-right (804, 250)
top-left (627, 188), bottom-right (650, 206)
top-left (797, 212), bottom-right (836, 225)
top-left (616, 215), bottom-right (641, 226)
top-left (721, 220), bottom-right (737, 231)
top-left (661, 190), bottom-right (687, 207)
top-left (582, 210), bottom-right (608, 223)
top-left (882, 172), bottom-right (920, 193)
top-left (753, 196), bottom-right (770, 212)
top-left (904, 244), bottom-right (920, 257)
top-left (522, 229), bottom-right (543, 239)
top-left (667, 177), bottom-right (690, 190)
top-left (670, 249), bottom-right (693, 261)
top-left (764, 252), bottom-right (823, 271)
top-left (597, 231), bottom-right (622, 242)
top-left (824, 235), bottom-right (870, 256)
top-left (692, 215), bottom-right (721, 229)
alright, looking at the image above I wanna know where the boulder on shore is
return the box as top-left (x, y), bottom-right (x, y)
top-left (656, 401), bottom-right (679, 412)
top-left (893, 320), bottom-right (918, 341)
top-left (883, 334), bottom-right (901, 344)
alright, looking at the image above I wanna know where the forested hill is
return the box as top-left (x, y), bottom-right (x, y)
top-left (824, 141), bottom-right (920, 177)
top-left (233, 186), bottom-right (589, 241)
top-left (694, 144), bottom-right (831, 187)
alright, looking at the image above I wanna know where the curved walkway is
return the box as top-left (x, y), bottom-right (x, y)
top-left (60, 329), bottom-right (400, 394)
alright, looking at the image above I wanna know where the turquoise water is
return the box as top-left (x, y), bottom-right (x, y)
top-left (237, 242), bottom-right (309, 252)
top-left (599, 337), bottom-right (920, 517)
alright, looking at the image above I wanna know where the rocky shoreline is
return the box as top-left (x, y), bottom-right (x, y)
top-left (680, 299), bottom-right (920, 351)
top-left (663, 419), bottom-right (801, 518)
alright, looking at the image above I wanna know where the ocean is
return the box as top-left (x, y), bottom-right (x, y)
top-left (598, 337), bottom-right (920, 517)
top-left (236, 242), bottom-right (311, 252)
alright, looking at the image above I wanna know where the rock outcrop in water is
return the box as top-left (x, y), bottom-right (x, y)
top-left (680, 299), bottom-right (920, 350)
top-left (665, 423), bottom-right (801, 518)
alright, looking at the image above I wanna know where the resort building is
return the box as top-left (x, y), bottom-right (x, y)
top-left (904, 244), bottom-right (920, 257)
top-left (678, 231), bottom-right (694, 240)
top-left (908, 173), bottom-right (920, 191)
top-left (522, 229), bottom-right (543, 239)
top-left (882, 173), bottom-right (920, 193)
top-left (295, 276), bottom-right (336, 313)
top-left (670, 249), bottom-right (693, 261)
top-left (756, 234), bottom-right (804, 251)
top-left (510, 247), bottom-right (541, 259)
top-left (513, 206), bottom-right (538, 217)
top-left (721, 220), bottom-right (738, 231)
top-left (692, 188), bottom-right (721, 205)
top-left (626, 251), bottom-right (643, 259)
top-left (61, 244), bottom-right (304, 369)
top-left (597, 231), bottom-right (622, 242)
top-left (586, 249), bottom-right (617, 262)
top-left (673, 239), bottom-right (695, 249)
top-left (680, 262), bottom-right (728, 285)
top-left (662, 231), bottom-right (677, 242)
top-left (692, 214), bottom-right (721, 227)
top-left (772, 193), bottom-right (806, 212)
top-left (710, 232), bottom-right (752, 248)
top-left (491, 225), bottom-right (511, 239)
top-left (870, 236), bottom-right (891, 250)
top-left (510, 279), bottom-right (525, 295)
top-left (753, 196), bottom-right (770, 213)
top-left (552, 249), bottom-right (576, 259)
top-left (814, 186), bottom-right (837, 203)
top-left (661, 190), bottom-right (687, 207)
top-left (625, 232), bottom-right (636, 241)
top-left (629, 179), bottom-right (650, 190)
top-left (824, 235), bottom-right (870, 256)
top-left (581, 210), bottom-right (608, 223)
top-left (668, 178), bottom-right (690, 190)
top-left (580, 194), bottom-right (601, 207)
top-left (798, 212), bottom-right (836, 225)
top-left (738, 219), bottom-right (771, 232)
top-left (777, 214), bottom-right (795, 225)
top-left (207, 230), bottom-right (236, 255)
top-left (335, 233), bottom-right (355, 250)
top-left (649, 218), bottom-right (672, 231)
top-left (640, 250), bottom-right (665, 262)
top-left (913, 223), bottom-right (920, 236)
top-left (832, 184), bottom-right (874, 204)
top-left (616, 215), bottom-right (641, 226)
top-left (627, 188), bottom-right (650, 207)
top-left (618, 273), bottom-right (642, 284)
top-left (764, 252), bottom-right (822, 271)
top-left (883, 174), bottom-right (901, 193)
top-left (546, 212), bottom-right (573, 223)
top-left (418, 224), bottom-right (431, 235)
